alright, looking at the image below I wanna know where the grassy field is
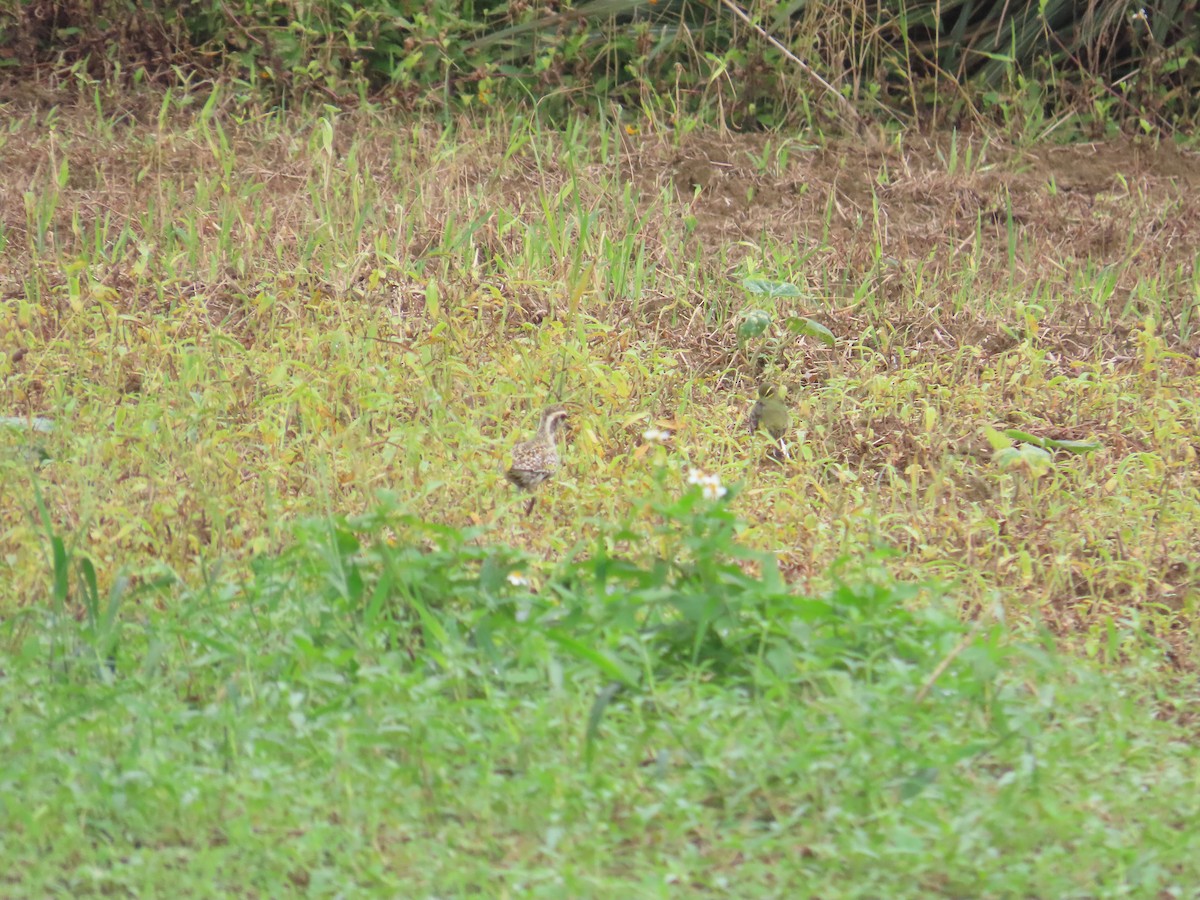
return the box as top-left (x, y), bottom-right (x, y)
top-left (2, 88), bottom-right (1200, 896)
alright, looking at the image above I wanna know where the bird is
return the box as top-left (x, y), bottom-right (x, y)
top-left (506, 404), bottom-right (569, 515)
top-left (747, 384), bottom-right (791, 458)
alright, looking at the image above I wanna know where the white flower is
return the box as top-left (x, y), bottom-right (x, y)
top-left (507, 571), bottom-right (530, 588)
top-left (642, 427), bottom-right (671, 444)
top-left (687, 469), bottom-right (727, 499)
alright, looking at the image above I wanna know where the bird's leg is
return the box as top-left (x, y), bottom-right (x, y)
top-left (523, 496), bottom-right (536, 516)
top-left (779, 438), bottom-right (792, 460)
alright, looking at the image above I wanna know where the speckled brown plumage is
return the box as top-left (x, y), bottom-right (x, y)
top-left (506, 405), bottom-right (568, 514)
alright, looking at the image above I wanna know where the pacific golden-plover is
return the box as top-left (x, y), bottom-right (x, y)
top-left (747, 384), bottom-right (791, 458)
top-left (506, 404), bottom-right (569, 515)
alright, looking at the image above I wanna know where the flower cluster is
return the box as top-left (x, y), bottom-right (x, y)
top-left (642, 427), bottom-right (672, 444)
top-left (687, 468), bottom-right (727, 500)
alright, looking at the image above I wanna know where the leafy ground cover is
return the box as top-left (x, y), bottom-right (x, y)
top-left (2, 87), bottom-right (1199, 895)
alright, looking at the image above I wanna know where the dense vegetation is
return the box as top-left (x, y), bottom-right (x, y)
top-left (2, 1), bottom-right (1199, 896)
top-left (2, 0), bottom-right (1197, 131)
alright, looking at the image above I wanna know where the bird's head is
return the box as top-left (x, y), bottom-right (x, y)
top-left (539, 404), bottom-right (570, 437)
top-left (758, 384), bottom-right (786, 401)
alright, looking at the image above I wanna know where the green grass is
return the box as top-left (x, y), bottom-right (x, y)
top-left (3, 506), bottom-right (1199, 896)
top-left (7, 672), bottom-right (1193, 898)
top-left (2, 87), bottom-right (1200, 895)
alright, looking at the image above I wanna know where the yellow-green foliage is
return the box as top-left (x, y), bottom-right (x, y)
top-left (2, 96), bottom-right (1198, 665)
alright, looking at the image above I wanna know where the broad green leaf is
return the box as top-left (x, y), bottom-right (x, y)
top-left (995, 443), bottom-right (1053, 478)
top-left (737, 309), bottom-right (772, 341)
top-left (742, 277), bottom-right (802, 297)
top-left (786, 316), bottom-right (836, 347)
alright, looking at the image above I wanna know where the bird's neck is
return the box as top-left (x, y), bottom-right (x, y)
top-left (538, 415), bottom-right (564, 442)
